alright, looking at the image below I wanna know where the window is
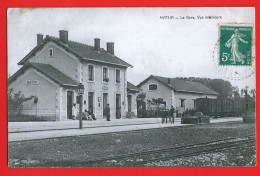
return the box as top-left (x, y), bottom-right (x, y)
top-left (102, 67), bottom-right (109, 82)
top-left (181, 99), bottom-right (185, 109)
top-left (115, 69), bottom-right (120, 83)
top-left (49, 48), bottom-right (53, 57)
top-left (88, 65), bottom-right (94, 81)
top-left (88, 92), bottom-right (94, 113)
top-left (148, 84), bottom-right (157, 90)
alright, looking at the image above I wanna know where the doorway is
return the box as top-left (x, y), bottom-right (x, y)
top-left (103, 93), bottom-right (108, 117)
top-left (116, 94), bottom-right (121, 119)
top-left (67, 91), bottom-right (73, 119)
top-left (127, 95), bottom-right (132, 112)
top-left (88, 92), bottom-right (94, 113)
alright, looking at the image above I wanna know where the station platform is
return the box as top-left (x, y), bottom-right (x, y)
top-left (8, 117), bottom-right (242, 142)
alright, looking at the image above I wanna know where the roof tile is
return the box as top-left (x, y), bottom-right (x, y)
top-left (18, 36), bottom-right (132, 68)
top-left (139, 75), bottom-right (219, 95)
top-left (127, 81), bottom-right (141, 91)
top-left (9, 62), bottom-right (79, 87)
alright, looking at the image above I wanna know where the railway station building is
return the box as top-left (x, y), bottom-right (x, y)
top-left (137, 75), bottom-right (219, 112)
top-left (8, 30), bottom-right (134, 121)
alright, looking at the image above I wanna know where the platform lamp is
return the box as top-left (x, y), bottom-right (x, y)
top-left (78, 83), bottom-right (85, 129)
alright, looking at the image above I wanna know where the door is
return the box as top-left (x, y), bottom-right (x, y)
top-left (116, 94), bottom-right (121, 119)
top-left (88, 92), bottom-right (94, 113)
top-left (67, 91), bottom-right (73, 119)
top-left (127, 95), bottom-right (132, 112)
top-left (103, 93), bottom-right (108, 117)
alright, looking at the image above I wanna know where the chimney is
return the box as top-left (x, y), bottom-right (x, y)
top-left (59, 30), bottom-right (68, 44)
top-left (106, 42), bottom-right (114, 55)
top-left (94, 38), bottom-right (100, 51)
top-left (37, 34), bottom-right (43, 46)
top-left (167, 78), bottom-right (171, 85)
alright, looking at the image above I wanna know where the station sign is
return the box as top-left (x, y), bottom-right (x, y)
top-left (26, 80), bottom-right (40, 85)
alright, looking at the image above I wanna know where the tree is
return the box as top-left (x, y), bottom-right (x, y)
top-left (8, 88), bottom-right (34, 116)
top-left (207, 79), bottom-right (233, 99)
top-left (231, 86), bottom-right (240, 100)
top-left (249, 89), bottom-right (256, 98)
top-left (151, 98), bottom-right (166, 110)
top-left (151, 98), bottom-right (164, 105)
top-left (137, 92), bottom-right (146, 101)
top-left (137, 92), bottom-right (146, 111)
top-left (241, 88), bottom-right (245, 98)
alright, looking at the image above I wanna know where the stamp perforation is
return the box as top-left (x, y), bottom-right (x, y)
top-left (217, 22), bottom-right (255, 67)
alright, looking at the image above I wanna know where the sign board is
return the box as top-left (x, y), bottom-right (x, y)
top-left (26, 80), bottom-right (40, 85)
top-left (102, 85), bottom-right (109, 90)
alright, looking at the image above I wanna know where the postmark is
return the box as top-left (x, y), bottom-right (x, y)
top-left (219, 24), bottom-right (253, 66)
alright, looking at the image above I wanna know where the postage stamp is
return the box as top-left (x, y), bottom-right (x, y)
top-left (7, 8), bottom-right (256, 168)
top-left (219, 24), bottom-right (254, 66)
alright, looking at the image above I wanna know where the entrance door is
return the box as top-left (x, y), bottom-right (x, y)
top-left (67, 91), bottom-right (73, 119)
top-left (127, 95), bottom-right (132, 112)
top-left (116, 94), bottom-right (121, 119)
top-left (88, 92), bottom-right (94, 113)
top-left (103, 93), bottom-right (108, 117)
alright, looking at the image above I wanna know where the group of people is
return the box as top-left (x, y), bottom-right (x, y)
top-left (71, 103), bottom-right (111, 121)
top-left (161, 106), bottom-right (176, 124)
top-left (71, 104), bottom-right (175, 123)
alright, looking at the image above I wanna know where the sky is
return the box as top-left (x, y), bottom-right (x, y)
top-left (7, 8), bottom-right (255, 91)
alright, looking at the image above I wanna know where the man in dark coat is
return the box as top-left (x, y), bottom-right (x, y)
top-left (104, 104), bottom-right (110, 121)
top-left (162, 109), bottom-right (168, 124)
top-left (169, 106), bottom-right (175, 124)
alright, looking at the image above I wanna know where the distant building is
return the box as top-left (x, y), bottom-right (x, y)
top-left (137, 75), bottom-right (219, 111)
top-left (8, 30), bottom-right (133, 120)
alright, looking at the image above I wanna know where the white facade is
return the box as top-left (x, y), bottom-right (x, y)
top-left (8, 33), bottom-right (131, 121)
top-left (138, 77), bottom-right (218, 111)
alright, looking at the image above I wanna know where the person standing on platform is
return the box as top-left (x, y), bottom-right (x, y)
top-left (169, 106), bottom-right (175, 124)
top-left (104, 104), bottom-right (110, 121)
top-left (162, 109), bottom-right (168, 124)
top-left (72, 103), bottom-right (77, 120)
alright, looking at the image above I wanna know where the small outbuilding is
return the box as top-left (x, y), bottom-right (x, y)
top-left (137, 75), bottom-right (219, 112)
top-left (127, 82), bottom-right (141, 118)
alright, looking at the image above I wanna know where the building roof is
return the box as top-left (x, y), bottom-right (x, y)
top-left (8, 62), bottom-right (79, 87)
top-left (18, 35), bottom-right (133, 68)
top-left (127, 81), bottom-right (141, 93)
top-left (138, 75), bottom-right (219, 95)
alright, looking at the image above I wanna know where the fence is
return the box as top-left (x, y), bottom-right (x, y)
top-left (137, 109), bottom-right (170, 118)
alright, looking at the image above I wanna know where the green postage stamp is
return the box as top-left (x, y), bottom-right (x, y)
top-left (219, 24), bottom-right (254, 66)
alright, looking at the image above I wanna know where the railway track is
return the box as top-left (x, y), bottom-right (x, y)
top-left (83, 135), bottom-right (255, 167)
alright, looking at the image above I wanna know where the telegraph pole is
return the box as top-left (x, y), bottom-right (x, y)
top-left (78, 83), bottom-right (84, 129)
top-left (79, 94), bottom-right (83, 129)
top-left (245, 86), bottom-right (248, 112)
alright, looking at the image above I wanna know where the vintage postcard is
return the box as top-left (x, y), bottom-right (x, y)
top-left (7, 7), bottom-right (255, 167)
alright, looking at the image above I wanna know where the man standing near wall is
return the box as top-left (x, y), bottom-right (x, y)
top-left (169, 106), bottom-right (175, 124)
top-left (72, 104), bottom-right (77, 120)
top-left (104, 104), bottom-right (110, 121)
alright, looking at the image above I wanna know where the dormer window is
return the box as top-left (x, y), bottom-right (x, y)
top-left (49, 48), bottom-right (54, 57)
top-left (148, 84), bottom-right (158, 91)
